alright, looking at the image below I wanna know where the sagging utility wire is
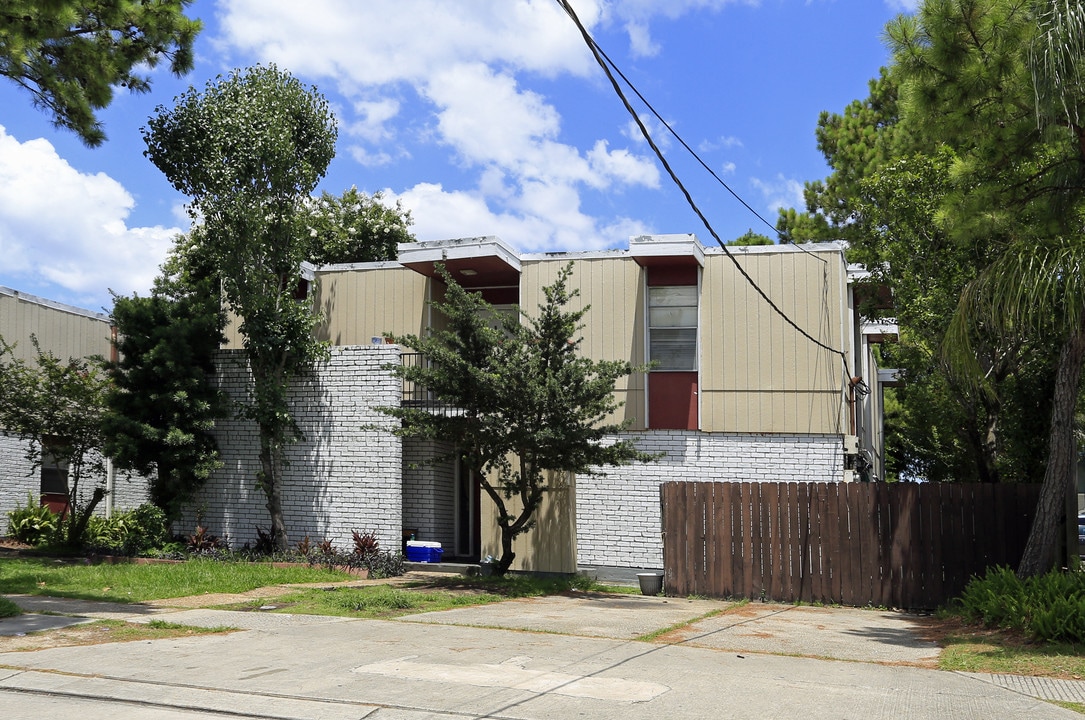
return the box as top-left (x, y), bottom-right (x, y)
top-left (555, 0), bottom-right (847, 362)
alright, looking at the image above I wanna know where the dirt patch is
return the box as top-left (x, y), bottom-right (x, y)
top-left (0, 621), bottom-right (228, 654)
top-left (0, 538), bottom-right (34, 554)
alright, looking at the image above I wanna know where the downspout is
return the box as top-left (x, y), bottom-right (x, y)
top-left (105, 458), bottom-right (115, 518)
top-left (107, 324), bottom-right (119, 518)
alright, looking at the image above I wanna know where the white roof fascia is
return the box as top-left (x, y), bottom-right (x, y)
top-left (862, 320), bottom-right (899, 336)
top-left (0, 286), bottom-right (110, 323)
top-left (629, 233), bottom-right (705, 266)
top-left (396, 236), bottom-right (522, 272)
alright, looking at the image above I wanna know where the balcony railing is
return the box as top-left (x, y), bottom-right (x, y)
top-left (399, 352), bottom-right (463, 415)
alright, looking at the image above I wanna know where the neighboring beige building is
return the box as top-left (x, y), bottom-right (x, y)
top-left (0, 287), bottom-right (147, 521)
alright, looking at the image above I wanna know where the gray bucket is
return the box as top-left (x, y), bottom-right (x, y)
top-left (637, 572), bottom-right (664, 596)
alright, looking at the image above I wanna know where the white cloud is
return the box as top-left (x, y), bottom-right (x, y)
top-left (212, 0), bottom-right (722, 253)
top-left (624, 114), bottom-right (673, 150)
top-left (348, 98), bottom-right (401, 143)
top-left (349, 146), bottom-right (396, 168)
top-left (699, 135), bottom-right (744, 152)
top-left (389, 181), bottom-right (650, 253)
top-left (721, 161), bottom-right (737, 175)
top-left (602, 0), bottom-right (757, 55)
top-left (623, 21), bottom-right (660, 58)
top-left (587, 140), bottom-right (660, 187)
top-left (750, 174), bottom-right (805, 214)
top-left (0, 127), bottom-right (179, 304)
top-left (885, 0), bottom-right (920, 11)
top-left (218, 0), bottom-right (600, 84)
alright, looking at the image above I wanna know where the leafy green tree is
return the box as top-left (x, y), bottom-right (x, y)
top-left (728, 229), bottom-right (774, 246)
top-left (0, 337), bottom-right (111, 546)
top-left (303, 187), bottom-right (415, 265)
top-left (777, 68), bottom-right (912, 244)
top-left (382, 264), bottom-right (656, 575)
top-left (142, 65), bottom-right (337, 550)
top-left (0, 0), bottom-right (200, 146)
top-left (887, 0), bottom-right (1085, 575)
top-left (779, 60), bottom-right (1033, 484)
top-left (102, 230), bottom-right (229, 521)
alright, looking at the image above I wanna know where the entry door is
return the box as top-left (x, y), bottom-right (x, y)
top-left (453, 457), bottom-right (481, 560)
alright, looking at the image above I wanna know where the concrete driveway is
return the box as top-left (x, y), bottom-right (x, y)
top-left (1, 584), bottom-right (1083, 719)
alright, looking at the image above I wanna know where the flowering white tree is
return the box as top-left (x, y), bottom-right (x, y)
top-left (142, 64), bottom-right (337, 550)
top-left (304, 187), bottom-right (414, 265)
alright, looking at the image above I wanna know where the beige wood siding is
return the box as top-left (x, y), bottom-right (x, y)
top-left (312, 266), bottom-right (432, 346)
top-left (223, 265), bottom-right (433, 349)
top-left (480, 469), bottom-right (576, 573)
top-left (699, 250), bottom-right (847, 434)
top-left (521, 257), bottom-right (647, 431)
top-left (0, 290), bottom-right (112, 363)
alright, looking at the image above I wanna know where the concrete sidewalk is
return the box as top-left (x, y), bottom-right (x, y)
top-left (1, 589), bottom-right (1083, 718)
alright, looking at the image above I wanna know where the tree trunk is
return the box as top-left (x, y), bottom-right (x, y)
top-left (259, 434), bottom-right (290, 552)
top-left (497, 526), bottom-right (516, 576)
top-left (478, 475), bottom-right (516, 575)
top-left (1017, 321), bottom-right (1085, 577)
top-left (66, 486), bottom-right (107, 547)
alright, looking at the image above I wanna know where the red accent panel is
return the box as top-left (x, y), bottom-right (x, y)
top-left (647, 265), bottom-right (698, 286)
top-left (40, 493), bottom-right (70, 519)
top-left (649, 372), bottom-right (698, 429)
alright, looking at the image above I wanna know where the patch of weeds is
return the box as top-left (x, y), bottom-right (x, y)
top-left (1051, 700), bottom-right (1085, 715)
top-left (920, 613), bottom-right (1085, 679)
top-left (405, 572), bottom-right (601, 598)
top-left (244, 584), bottom-right (507, 619)
top-left (0, 597), bottom-right (21, 618)
top-left (637, 606), bottom-right (730, 643)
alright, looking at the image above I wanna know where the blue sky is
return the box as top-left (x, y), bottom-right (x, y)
top-left (0, 0), bottom-right (918, 312)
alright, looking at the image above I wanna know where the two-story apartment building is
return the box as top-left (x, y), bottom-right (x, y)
top-left (0, 234), bottom-right (895, 578)
top-left (197, 233), bottom-right (894, 575)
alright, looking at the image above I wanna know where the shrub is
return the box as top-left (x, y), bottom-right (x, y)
top-left (0, 597), bottom-right (21, 618)
top-left (186, 524), bottom-right (228, 556)
top-left (6, 493), bottom-right (59, 545)
top-left (361, 549), bottom-right (405, 579)
top-left (80, 504), bottom-right (172, 556)
top-left (352, 529), bottom-right (379, 556)
top-left (125, 504), bottom-right (171, 553)
top-left (956, 566), bottom-right (1085, 644)
top-left (347, 529), bottom-right (403, 579)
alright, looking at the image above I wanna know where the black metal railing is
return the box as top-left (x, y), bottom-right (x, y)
top-left (399, 352), bottom-right (462, 415)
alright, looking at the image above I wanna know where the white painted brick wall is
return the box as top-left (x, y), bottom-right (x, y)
top-left (0, 432), bottom-right (38, 528)
top-left (576, 431), bottom-right (843, 570)
top-left (0, 434), bottom-right (149, 529)
top-left (178, 345), bottom-right (403, 553)
top-left (107, 465), bottom-right (151, 512)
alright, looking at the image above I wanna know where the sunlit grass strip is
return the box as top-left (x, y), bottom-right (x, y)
top-left (0, 558), bottom-right (351, 602)
top-left (937, 635), bottom-right (1085, 678)
top-left (237, 585), bottom-right (510, 619)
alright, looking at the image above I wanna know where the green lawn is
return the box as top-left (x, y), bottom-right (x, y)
top-left (0, 557), bottom-right (352, 602)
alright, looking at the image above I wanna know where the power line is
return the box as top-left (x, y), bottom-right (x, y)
top-left (556, 0), bottom-right (847, 362)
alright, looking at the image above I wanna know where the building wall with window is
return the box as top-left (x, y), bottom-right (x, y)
top-left (275, 236), bottom-right (880, 573)
top-left (0, 287), bottom-right (145, 525)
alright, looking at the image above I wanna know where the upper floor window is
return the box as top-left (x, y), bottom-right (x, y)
top-left (648, 285), bottom-right (697, 371)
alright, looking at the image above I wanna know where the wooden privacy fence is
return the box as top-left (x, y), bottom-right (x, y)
top-left (661, 481), bottom-right (1042, 609)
